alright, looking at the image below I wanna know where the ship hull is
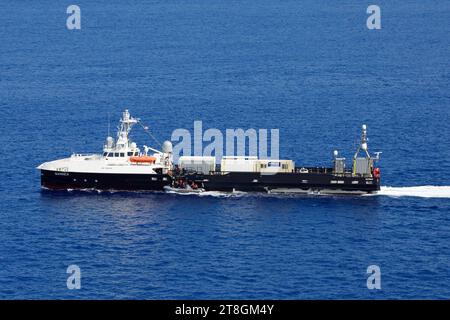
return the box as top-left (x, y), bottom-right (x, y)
top-left (186, 171), bottom-right (380, 194)
top-left (40, 169), bottom-right (380, 194)
top-left (40, 169), bottom-right (172, 191)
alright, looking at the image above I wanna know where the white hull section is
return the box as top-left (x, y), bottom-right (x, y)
top-left (38, 154), bottom-right (166, 175)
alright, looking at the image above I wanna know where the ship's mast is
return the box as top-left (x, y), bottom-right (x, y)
top-left (353, 124), bottom-right (371, 160)
top-left (116, 109), bottom-right (139, 150)
top-left (351, 124), bottom-right (382, 176)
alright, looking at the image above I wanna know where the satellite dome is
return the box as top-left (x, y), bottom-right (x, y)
top-left (362, 142), bottom-right (368, 151)
top-left (106, 136), bottom-right (114, 148)
top-left (162, 140), bottom-right (173, 153)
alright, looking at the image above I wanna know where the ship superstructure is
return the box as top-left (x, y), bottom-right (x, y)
top-left (38, 110), bottom-right (174, 190)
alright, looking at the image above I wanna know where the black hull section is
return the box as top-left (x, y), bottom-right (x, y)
top-left (41, 170), bottom-right (380, 194)
top-left (187, 172), bottom-right (380, 194)
top-left (40, 170), bottom-right (172, 191)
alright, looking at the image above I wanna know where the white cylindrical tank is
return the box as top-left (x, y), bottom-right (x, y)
top-left (162, 140), bottom-right (173, 153)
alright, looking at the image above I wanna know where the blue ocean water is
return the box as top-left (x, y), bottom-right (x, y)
top-left (1, 0), bottom-right (450, 299)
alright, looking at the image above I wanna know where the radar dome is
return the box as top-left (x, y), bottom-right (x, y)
top-left (130, 142), bottom-right (137, 149)
top-left (162, 140), bottom-right (173, 153)
top-left (362, 142), bottom-right (368, 150)
top-left (106, 136), bottom-right (114, 148)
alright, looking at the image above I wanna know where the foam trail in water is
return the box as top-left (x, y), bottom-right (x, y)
top-left (165, 190), bottom-right (247, 198)
top-left (376, 186), bottom-right (450, 198)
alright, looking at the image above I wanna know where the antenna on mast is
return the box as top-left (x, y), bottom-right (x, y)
top-left (107, 112), bottom-right (110, 137)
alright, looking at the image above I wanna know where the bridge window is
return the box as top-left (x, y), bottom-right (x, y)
top-left (120, 153), bottom-right (125, 157)
top-left (127, 152), bottom-right (133, 156)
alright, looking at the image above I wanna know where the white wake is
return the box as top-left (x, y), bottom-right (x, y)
top-left (164, 186), bottom-right (450, 199)
top-left (60, 186), bottom-right (450, 199)
top-left (376, 186), bottom-right (450, 198)
top-left (165, 190), bottom-right (248, 198)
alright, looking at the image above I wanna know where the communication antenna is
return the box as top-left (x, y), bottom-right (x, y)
top-left (107, 112), bottom-right (110, 137)
top-left (353, 124), bottom-right (370, 160)
top-left (138, 120), bottom-right (162, 147)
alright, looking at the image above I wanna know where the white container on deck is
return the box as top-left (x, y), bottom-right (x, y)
top-left (179, 156), bottom-right (216, 174)
top-left (221, 156), bottom-right (258, 172)
top-left (220, 156), bottom-right (294, 173)
top-left (255, 159), bottom-right (294, 173)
